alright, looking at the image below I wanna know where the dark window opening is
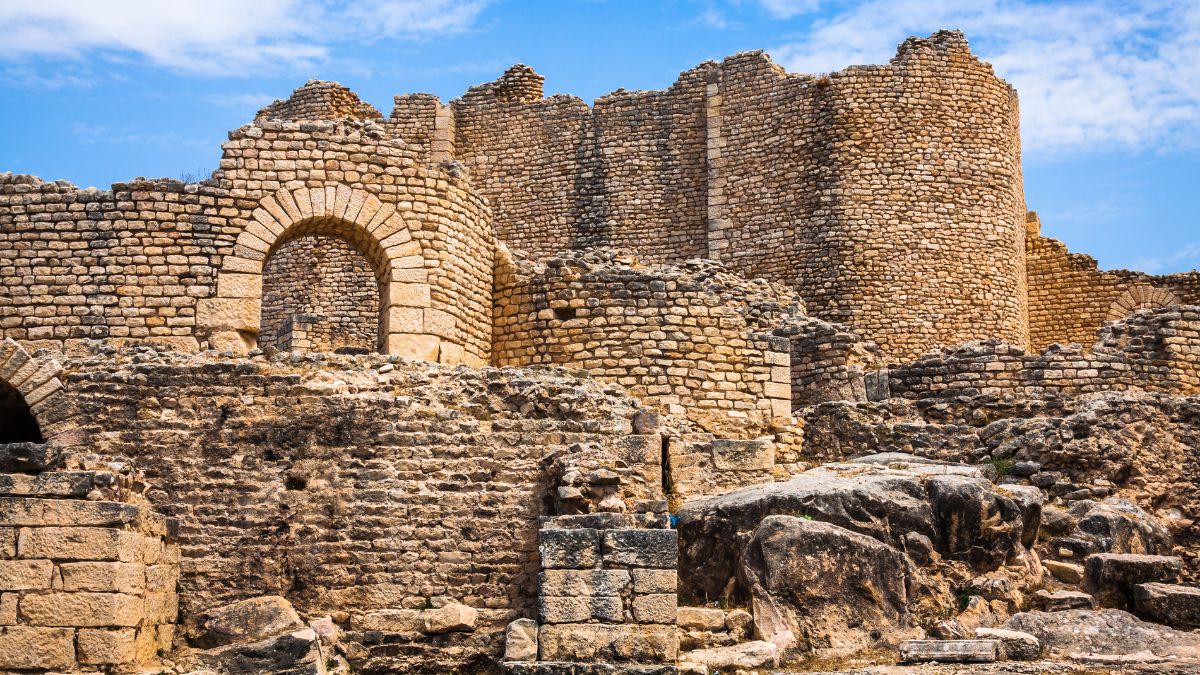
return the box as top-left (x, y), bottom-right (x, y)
top-left (553, 307), bottom-right (578, 321)
top-left (0, 379), bottom-right (43, 443)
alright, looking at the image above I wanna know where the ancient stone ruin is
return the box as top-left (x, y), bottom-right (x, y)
top-left (3, 29), bottom-right (1200, 674)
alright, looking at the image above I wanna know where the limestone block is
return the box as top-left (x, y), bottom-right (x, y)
top-left (0, 498), bottom-right (140, 528)
top-left (710, 439), bottom-right (774, 471)
top-left (1044, 560), bottom-right (1083, 584)
top-left (1085, 553), bottom-right (1182, 609)
top-left (19, 592), bottom-right (144, 627)
top-left (900, 639), bottom-right (999, 663)
top-left (196, 297), bottom-right (261, 331)
top-left (144, 592), bottom-right (179, 624)
top-left (539, 569), bottom-right (631, 597)
top-left (390, 282), bottom-right (431, 308)
top-left (601, 529), bottom-right (677, 568)
top-left (503, 618), bottom-right (537, 662)
top-left (0, 626), bottom-right (75, 670)
top-left (680, 640), bottom-right (779, 670)
top-left (0, 594), bottom-right (15, 625)
top-left (216, 273), bottom-right (263, 300)
top-left (631, 569), bottom-right (677, 594)
top-left (975, 627), bottom-right (1041, 661)
top-left (421, 602), bottom-right (476, 634)
top-left (0, 559), bottom-right (52, 590)
top-left (632, 593), bottom-right (676, 624)
top-left (356, 609), bottom-right (421, 633)
top-left (385, 306), bottom-right (424, 334)
top-left (385, 333), bottom-right (440, 361)
top-left (198, 595), bottom-right (303, 647)
top-left (537, 622), bottom-right (678, 663)
top-left (677, 607), bottom-right (726, 631)
top-left (539, 528), bottom-right (600, 569)
top-left (424, 308), bottom-right (456, 337)
top-left (539, 595), bottom-right (622, 624)
top-left (17, 527), bottom-right (139, 562)
top-left (77, 627), bottom-right (138, 665)
top-left (1135, 583), bottom-right (1200, 628)
top-left (145, 564), bottom-right (179, 593)
top-left (60, 562), bottom-right (146, 593)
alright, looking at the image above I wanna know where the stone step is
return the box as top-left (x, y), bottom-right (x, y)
top-left (1084, 553), bottom-right (1183, 609)
top-left (899, 639), bottom-right (1000, 663)
top-left (0, 471), bottom-right (128, 499)
top-left (1134, 582), bottom-right (1200, 628)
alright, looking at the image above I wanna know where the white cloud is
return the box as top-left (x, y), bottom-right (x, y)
top-left (757, 0), bottom-right (821, 19)
top-left (765, 0), bottom-right (1200, 156)
top-left (1132, 243), bottom-right (1200, 274)
top-left (0, 0), bottom-right (490, 77)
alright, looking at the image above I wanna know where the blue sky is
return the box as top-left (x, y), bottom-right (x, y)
top-left (1, 0), bottom-right (1197, 273)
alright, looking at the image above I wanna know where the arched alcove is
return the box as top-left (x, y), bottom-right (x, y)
top-left (0, 377), bottom-right (42, 443)
top-left (1106, 285), bottom-right (1181, 322)
top-left (197, 184), bottom-right (448, 361)
top-left (259, 233), bottom-right (382, 353)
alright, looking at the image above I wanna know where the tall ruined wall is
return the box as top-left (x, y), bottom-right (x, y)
top-left (50, 348), bottom-right (666, 672)
top-left (391, 31), bottom-right (1028, 362)
top-left (258, 235), bottom-right (379, 352)
top-left (0, 84), bottom-right (494, 364)
top-left (710, 31), bottom-right (1027, 362)
top-left (1026, 213), bottom-right (1200, 349)
top-left (492, 250), bottom-right (798, 438)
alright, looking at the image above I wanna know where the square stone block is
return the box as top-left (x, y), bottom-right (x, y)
top-left (601, 529), bottom-right (677, 568)
top-left (0, 559), bottom-right (52, 591)
top-left (19, 592), bottom-right (144, 627)
top-left (77, 628), bottom-right (138, 665)
top-left (60, 562), bottom-right (146, 594)
top-left (18, 527), bottom-right (138, 562)
top-left (538, 595), bottom-right (622, 624)
top-left (539, 569), bottom-right (631, 597)
top-left (0, 626), bottom-right (75, 670)
top-left (539, 528), bottom-right (600, 569)
top-left (632, 593), bottom-right (677, 624)
top-left (538, 623), bottom-right (677, 663)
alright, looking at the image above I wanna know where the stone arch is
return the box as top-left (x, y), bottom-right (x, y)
top-left (1106, 284), bottom-right (1181, 322)
top-left (198, 184), bottom-right (443, 361)
top-left (0, 338), bottom-right (67, 442)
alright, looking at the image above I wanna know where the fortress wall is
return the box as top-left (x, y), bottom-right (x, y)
top-left (882, 306), bottom-right (1200, 399)
top-left (256, 79), bottom-right (383, 122)
top-left (583, 66), bottom-right (712, 260)
top-left (450, 76), bottom-right (591, 256)
top-left (711, 32), bottom-right (1028, 363)
top-left (258, 235), bottom-right (379, 352)
top-left (492, 251), bottom-right (795, 438)
top-left (55, 350), bottom-right (664, 671)
top-left (1026, 215), bottom-right (1200, 348)
top-left (387, 94), bottom-right (454, 166)
top-left (0, 110), bottom-right (494, 364)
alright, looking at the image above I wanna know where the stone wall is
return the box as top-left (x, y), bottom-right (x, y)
top-left (257, 79), bottom-right (383, 122)
top-left (879, 307), bottom-right (1200, 400)
top-left (0, 93), bottom-right (494, 364)
top-left (48, 347), bottom-right (668, 672)
top-left (1026, 213), bottom-right (1200, 349)
top-left (0, 461), bottom-right (179, 672)
top-left (492, 250), bottom-right (796, 439)
top-left (390, 31), bottom-right (1028, 363)
top-left (259, 235), bottom-right (380, 353)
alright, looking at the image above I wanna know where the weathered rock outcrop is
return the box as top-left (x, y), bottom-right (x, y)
top-left (1005, 609), bottom-right (1200, 659)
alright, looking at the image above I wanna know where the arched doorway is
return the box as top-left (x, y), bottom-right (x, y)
top-left (0, 378), bottom-right (42, 443)
top-left (259, 233), bottom-right (381, 354)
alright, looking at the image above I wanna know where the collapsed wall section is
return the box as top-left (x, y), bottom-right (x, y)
top-left (878, 306), bottom-right (1200, 400)
top-left (52, 348), bottom-right (667, 671)
top-left (1026, 213), bottom-right (1200, 349)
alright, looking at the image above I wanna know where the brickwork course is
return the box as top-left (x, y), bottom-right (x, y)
top-left (2, 29), bottom-right (1200, 674)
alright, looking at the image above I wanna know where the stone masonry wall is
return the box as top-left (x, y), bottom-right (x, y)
top-left (493, 250), bottom-right (795, 439)
top-left (259, 235), bottom-right (380, 352)
top-left (1026, 212), bottom-right (1200, 349)
top-left (390, 31), bottom-right (1028, 362)
top-left (49, 347), bottom-right (667, 672)
top-left (0, 92), bottom-right (494, 364)
top-left (880, 306), bottom-right (1200, 400)
top-left (0, 462), bottom-right (180, 672)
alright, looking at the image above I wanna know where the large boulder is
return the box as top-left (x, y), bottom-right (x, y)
top-left (196, 595), bottom-right (304, 648)
top-left (738, 515), bottom-right (915, 655)
top-left (677, 458), bottom-right (1035, 601)
top-left (1045, 498), bottom-right (1173, 561)
top-left (1084, 553), bottom-right (1182, 609)
top-left (194, 627), bottom-right (325, 674)
top-left (1005, 609), bottom-right (1200, 658)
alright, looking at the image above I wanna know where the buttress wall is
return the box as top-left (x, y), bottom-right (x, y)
top-left (393, 31), bottom-right (1029, 363)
